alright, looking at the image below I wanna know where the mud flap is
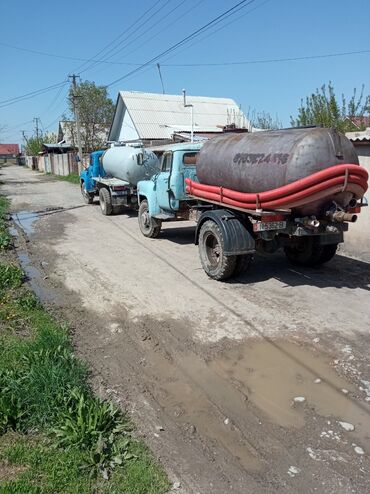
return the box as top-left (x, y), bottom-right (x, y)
top-left (196, 209), bottom-right (255, 255)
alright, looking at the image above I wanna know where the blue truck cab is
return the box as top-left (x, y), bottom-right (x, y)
top-left (80, 150), bottom-right (105, 203)
top-left (137, 142), bottom-right (203, 237)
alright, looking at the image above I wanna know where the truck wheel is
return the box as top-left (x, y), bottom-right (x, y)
top-left (198, 220), bottom-right (236, 281)
top-left (317, 243), bottom-right (338, 264)
top-left (234, 254), bottom-right (253, 276)
top-left (284, 238), bottom-right (337, 267)
top-left (81, 182), bottom-right (94, 204)
top-left (138, 200), bottom-right (161, 238)
top-left (99, 187), bottom-right (113, 216)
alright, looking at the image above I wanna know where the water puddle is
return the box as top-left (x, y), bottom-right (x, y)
top-left (11, 210), bottom-right (40, 236)
top-left (209, 340), bottom-right (370, 441)
top-left (18, 252), bottom-right (55, 303)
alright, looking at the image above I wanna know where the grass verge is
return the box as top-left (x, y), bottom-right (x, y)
top-left (54, 172), bottom-right (80, 184)
top-left (0, 196), bottom-right (169, 493)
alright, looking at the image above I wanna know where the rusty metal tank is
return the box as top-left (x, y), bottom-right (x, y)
top-left (196, 128), bottom-right (359, 192)
top-left (102, 146), bottom-right (160, 186)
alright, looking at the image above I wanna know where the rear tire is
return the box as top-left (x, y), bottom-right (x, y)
top-left (317, 243), bottom-right (338, 264)
top-left (81, 182), bottom-right (94, 204)
top-left (284, 238), bottom-right (337, 267)
top-left (198, 220), bottom-right (236, 281)
top-left (99, 187), bottom-right (113, 216)
top-left (138, 200), bottom-right (162, 238)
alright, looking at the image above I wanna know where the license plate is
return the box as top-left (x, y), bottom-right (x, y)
top-left (253, 220), bottom-right (287, 232)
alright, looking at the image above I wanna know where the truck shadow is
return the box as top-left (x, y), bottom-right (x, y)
top-left (159, 225), bottom-right (196, 245)
top-left (233, 252), bottom-right (370, 291)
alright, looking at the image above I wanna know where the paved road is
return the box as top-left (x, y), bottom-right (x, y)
top-left (2, 164), bottom-right (370, 493)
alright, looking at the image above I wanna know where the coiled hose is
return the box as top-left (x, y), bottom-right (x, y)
top-left (185, 164), bottom-right (368, 211)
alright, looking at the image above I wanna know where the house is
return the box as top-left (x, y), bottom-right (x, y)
top-left (345, 116), bottom-right (370, 130)
top-left (58, 121), bottom-right (110, 151)
top-left (344, 128), bottom-right (370, 261)
top-left (346, 127), bottom-right (370, 169)
top-left (0, 143), bottom-right (20, 163)
top-left (108, 91), bottom-right (251, 146)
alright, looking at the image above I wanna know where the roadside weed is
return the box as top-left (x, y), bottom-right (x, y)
top-left (0, 193), bottom-right (169, 492)
top-left (0, 264), bottom-right (24, 289)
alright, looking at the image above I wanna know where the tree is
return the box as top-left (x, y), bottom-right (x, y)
top-left (290, 82), bottom-right (370, 133)
top-left (246, 108), bottom-right (281, 130)
top-left (66, 80), bottom-right (115, 153)
top-left (25, 132), bottom-right (57, 156)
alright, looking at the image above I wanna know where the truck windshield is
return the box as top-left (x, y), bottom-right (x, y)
top-left (183, 152), bottom-right (197, 166)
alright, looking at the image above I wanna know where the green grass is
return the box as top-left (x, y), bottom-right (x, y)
top-left (0, 197), bottom-right (11, 250)
top-left (0, 196), bottom-right (169, 493)
top-left (0, 433), bottom-right (169, 494)
top-left (54, 172), bottom-right (80, 184)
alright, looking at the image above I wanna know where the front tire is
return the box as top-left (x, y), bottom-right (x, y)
top-left (81, 182), bottom-right (94, 204)
top-left (138, 200), bottom-right (162, 238)
top-left (99, 187), bottom-right (113, 216)
top-left (198, 220), bottom-right (236, 280)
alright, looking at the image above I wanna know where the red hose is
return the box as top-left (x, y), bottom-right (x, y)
top-left (185, 164), bottom-right (368, 211)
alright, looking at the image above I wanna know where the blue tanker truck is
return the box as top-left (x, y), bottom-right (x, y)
top-left (136, 129), bottom-right (367, 280)
top-left (80, 146), bottom-right (159, 215)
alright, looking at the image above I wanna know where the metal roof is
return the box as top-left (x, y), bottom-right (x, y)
top-left (346, 128), bottom-right (370, 142)
top-left (110, 91), bottom-right (251, 141)
top-left (148, 142), bottom-right (204, 153)
top-left (0, 144), bottom-right (19, 155)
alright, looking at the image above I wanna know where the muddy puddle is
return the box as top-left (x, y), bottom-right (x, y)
top-left (17, 252), bottom-right (55, 303)
top-left (11, 210), bottom-right (40, 236)
top-left (208, 340), bottom-right (370, 441)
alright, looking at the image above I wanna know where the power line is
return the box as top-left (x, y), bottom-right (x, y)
top-left (159, 0), bottom-right (272, 65)
top-left (105, 0), bottom-right (258, 87)
top-left (74, 0), bottom-right (164, 74)
top-left (88, 0), bottom-right (185, 68)
top-left (100, 0), bottom-right (206, 69)
top-left (162, 48), bottom-right (370, 67)
top-left (0, 81), bottom-right (68, 109)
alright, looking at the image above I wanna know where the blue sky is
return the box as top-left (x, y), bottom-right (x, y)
top-left (1, 0), bottom-right (369, 144)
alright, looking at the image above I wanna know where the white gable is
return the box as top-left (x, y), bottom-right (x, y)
top-left (109, 91), bottom-right (250, 142)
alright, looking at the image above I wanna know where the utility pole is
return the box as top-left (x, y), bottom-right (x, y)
top-left (69, 74), bottom-right (83, 167)
top-left (182, 89), bottom-right (194, 143)
top-left (33, 117), bottom-right (40, 139)
top-left (156, 63), bottom-right (165, 94)
top-left (21, 130), bottom-right (28, 143)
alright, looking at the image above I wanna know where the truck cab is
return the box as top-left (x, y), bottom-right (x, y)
top-left (137, 142), bottom-right (203, 237)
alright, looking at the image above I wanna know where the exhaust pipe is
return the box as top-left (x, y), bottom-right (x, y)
top-left (306, 217), bottom-right (320, 228)
top-left (332, 211), bottom-right (358, 223)
top-left (294, 216), bottom-right (320, 228)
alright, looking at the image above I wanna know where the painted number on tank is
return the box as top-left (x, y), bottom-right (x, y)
top-left (233, 153), bottom-right (289, 165)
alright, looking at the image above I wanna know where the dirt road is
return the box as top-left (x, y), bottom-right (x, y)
top-left (3, 164), bottom-right (370, 493)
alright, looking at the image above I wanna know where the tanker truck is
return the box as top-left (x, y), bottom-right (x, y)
top-left (80, 146), bottom-right (160, 215)
top-left (137, 128), bottom-right (368, 281)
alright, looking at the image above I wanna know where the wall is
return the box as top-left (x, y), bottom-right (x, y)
top-left (341, 144), bottom-right (370, 262)
top-left (25, 153), bottom-right (79, 176)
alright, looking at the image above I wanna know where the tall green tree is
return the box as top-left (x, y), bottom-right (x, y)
top-left (290, 82), bottom-right (370, 132)
top-left (25, 132), bottom-right (57, 156)
top-left (66, 81), bottom-right (115, 153)
top-left (246, 108), bottom-right (282, 130)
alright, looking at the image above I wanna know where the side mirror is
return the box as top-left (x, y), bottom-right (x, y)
top-left (137, 153), bottom-right (144, 165)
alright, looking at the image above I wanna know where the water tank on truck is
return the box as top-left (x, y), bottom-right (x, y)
top-left (196, 127), bottom-right (360, 215)
top-left (102, 146), bottom-right (160, 185)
